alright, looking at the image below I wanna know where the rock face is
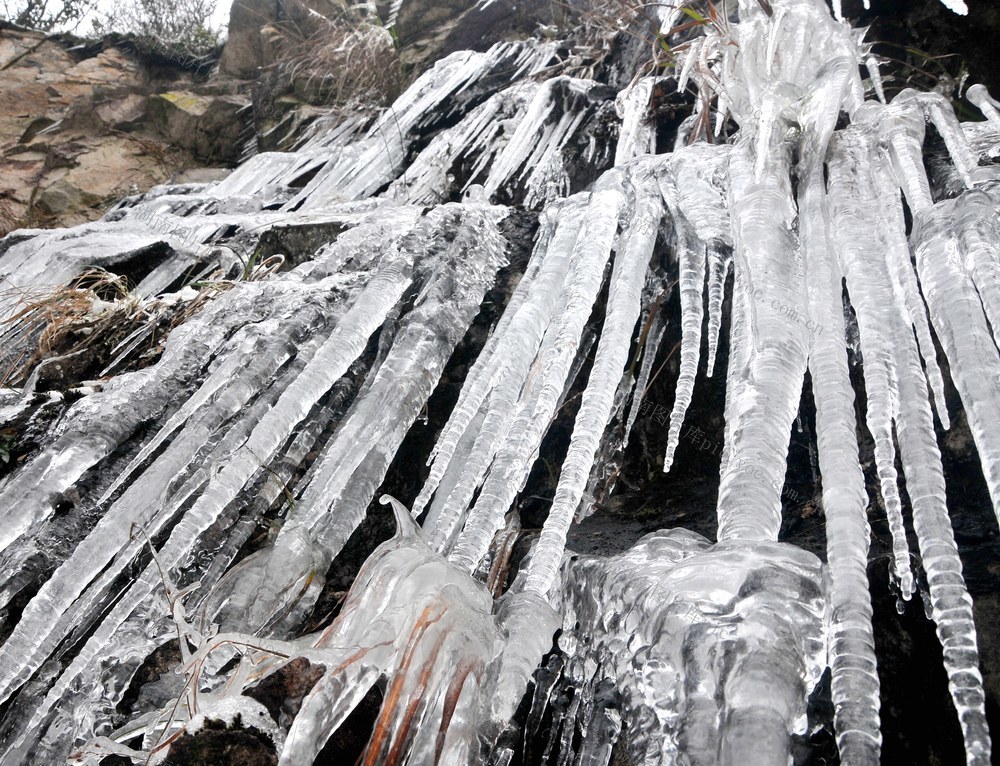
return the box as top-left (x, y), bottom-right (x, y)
top-left (147, 91), bottom-right (250, 163)
top-left (218, 0), bottom-right (279, 77)
top-left (0, 24), bottom-right (243, 235)
top-left (394, 0), bottom-right (552, 69)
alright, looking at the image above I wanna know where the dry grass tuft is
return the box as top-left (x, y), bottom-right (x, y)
top-left (256, 10), bottom-right (403, 114)
top-left (0, 269), bottom-right (147, 387)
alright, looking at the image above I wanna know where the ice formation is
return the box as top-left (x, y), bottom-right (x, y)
top-left (0, 0), bottom-right (997, 763)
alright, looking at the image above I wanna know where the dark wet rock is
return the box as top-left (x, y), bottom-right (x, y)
top-left (247, 657), bottom-right (325, 729)
top-left (160, 717), bottom-right (278, 766)
top-left (252, 220), bottom-right (348, 269)
top-left (392, 0), bottom-right (551, 72)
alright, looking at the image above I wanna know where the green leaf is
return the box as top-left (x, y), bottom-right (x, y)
top-left (679, 7), bottom-right (707, 23)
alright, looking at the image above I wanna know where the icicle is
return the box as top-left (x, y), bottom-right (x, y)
top-left (716, 141), bottom-right (808, 542)
top-left (831, 119), bottom-right (991, 764)
top-left (0, 278), bottom-right (300, 558)
top-left (615, 78), bottom-right (658, 166)
top-left (386, 82), bottom-right (540, 204)
top-left (661, 226), bottom-right (704, 472)
top-left (661, 145), bottom-right (731, 470)
top-left (248, 206), bottom-right (509, 627)
top-left (0, 309), bottom-right (335, 705)
top-left (524, 169), bottom-right (661, 595)
top-left (876, 100), bottom-right (934, 213)
top-left (413, 199), bottom-right (584, 522)
top-left (828, 126), bottom-right (914, 598)
top-left (482, 77), bottom-right (604, 207)
top-left (285, 43), bottom-right (554, 209)
top-left (447, 175), bottom-right (626, 572)
top-left (417, 249), bottom-right (576, 538)
top-left (621, 306), bottom-right (667, 454)
top-left (705, 245), bottom-right (732, 376)
top-left (799, 108), bottom-right (880, 763)
top-left (913, 192), bottom-right (1000, 531)
top-left (893, 316), bottom-right (991, 766)
top-left (901, 90), bottom-right (980, 188)
top-left (865, 56), bottom-right (886, 104)
top-left (967, 84), bottom-right (1000, 127)
top-left (676, 40), bottom-right (701, 95)
top-left (868, 148), bottom-right (950, 429)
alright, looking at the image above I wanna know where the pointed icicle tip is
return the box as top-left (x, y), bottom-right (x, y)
top-left (379, 494), bottom-right (422, 538)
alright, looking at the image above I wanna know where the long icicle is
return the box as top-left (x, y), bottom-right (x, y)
top-left (524, 168), bottom-right (662, 594)
top-left (799, 59), bottom-right (881, 761)
top-left (448, 174), bottom-right (626, 571)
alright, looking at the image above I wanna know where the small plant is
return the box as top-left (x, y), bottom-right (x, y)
top-left (68, 526), bottom-right (291, 766)
top-left (868, 43), bottom-right (973, 116)
top-left (89, 0), bottom-right (222, 57)
top-left (256, 9), bottom-right (402, 111)
top-left (557, 1), bottom-right (727, 76)
top-left (0, 269), bottom-right (141, 386)
top-left (1, 0), bottom-right (96, 31)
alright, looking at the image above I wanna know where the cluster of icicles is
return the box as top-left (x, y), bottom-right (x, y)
top-left (0, 0), bottom-right (998, 763)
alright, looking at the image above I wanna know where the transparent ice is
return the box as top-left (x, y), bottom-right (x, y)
top-left (0, 0), bottom-right (996, 764)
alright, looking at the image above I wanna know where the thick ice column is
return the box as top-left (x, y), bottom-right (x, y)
top-left (953, 192), bottom-right (1000, 355)
top-left (716, 142), bottom-right (808, 542)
